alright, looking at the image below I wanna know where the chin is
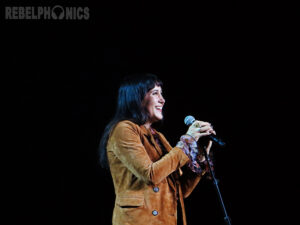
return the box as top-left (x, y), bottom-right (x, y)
top-left (155, 114), bottom-right (163, 121)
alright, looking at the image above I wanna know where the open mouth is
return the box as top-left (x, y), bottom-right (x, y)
top-left (155, 106), bottom-right (163, 112)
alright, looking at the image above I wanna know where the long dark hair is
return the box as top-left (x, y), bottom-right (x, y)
top-left (98, 73), bottom-right (163, 169)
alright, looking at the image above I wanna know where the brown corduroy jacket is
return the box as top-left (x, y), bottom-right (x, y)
top-left (107, 120), bottom-right (204, 225)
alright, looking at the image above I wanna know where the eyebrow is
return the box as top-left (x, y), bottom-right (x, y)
top-left (151, 89), bottom-right (162, 93)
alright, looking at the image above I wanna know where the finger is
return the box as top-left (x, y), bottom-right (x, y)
top-left (192, 120), bottom-right (210, 127)
top-left (210, 130), bottom-right (216, 135)
top-left (199, 125), bottom-right (212, 132)
top-left (206, 141), bottom-right (213, 153)
top-left (191, 128), bottom-right (201, 133)
top-left (207, 140), bottom-right (212, 148)
top-left (199, 121), bottom-right (211, 127)
top-left (199, 131), bottom-right (211, 137)
top-left (195, 128), bottom-right (202, 132)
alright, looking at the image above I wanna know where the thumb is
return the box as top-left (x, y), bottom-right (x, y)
top-left (205, 141), bottom-right (213, 154)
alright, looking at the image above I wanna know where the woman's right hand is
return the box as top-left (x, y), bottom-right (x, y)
top-left (186, 120), bottom-right (215, 142)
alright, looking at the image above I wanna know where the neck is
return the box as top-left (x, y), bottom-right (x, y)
top-left (144, 122), bottom-right (152, 129)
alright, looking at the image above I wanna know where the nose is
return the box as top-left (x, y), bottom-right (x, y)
top-left (159, 93), bottom-right (165, 104)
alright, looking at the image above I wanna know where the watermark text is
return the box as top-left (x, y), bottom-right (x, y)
top-left (5, 5), bottom-right (90, 20)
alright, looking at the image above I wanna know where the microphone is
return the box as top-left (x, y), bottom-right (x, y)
top-left (184, 115), bottom-right (226, 147)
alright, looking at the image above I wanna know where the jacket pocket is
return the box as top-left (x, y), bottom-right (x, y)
top-left (116, 195), bottom-right (144, 208)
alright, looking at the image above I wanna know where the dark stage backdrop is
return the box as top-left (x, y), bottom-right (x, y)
top-left (3, 0), bottom-right (298, 225)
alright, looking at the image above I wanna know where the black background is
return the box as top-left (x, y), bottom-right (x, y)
top-left (3, 0), bottom-right (298, 225)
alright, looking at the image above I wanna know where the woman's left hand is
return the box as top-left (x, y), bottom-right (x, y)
top-left (199, 124), bottom-right (216, 161)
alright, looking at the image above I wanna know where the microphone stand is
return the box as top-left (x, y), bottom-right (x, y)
top-left (203, 146), bottom-right (232, 225)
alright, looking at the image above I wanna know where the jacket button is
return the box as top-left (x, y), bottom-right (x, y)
top-left (152, 210), bottom-right (158, 216)
top-left (153, 187), bottom-right (159, 192)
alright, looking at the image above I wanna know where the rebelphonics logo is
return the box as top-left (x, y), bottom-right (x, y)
top-left (5, 5), bottom-right (90, 20)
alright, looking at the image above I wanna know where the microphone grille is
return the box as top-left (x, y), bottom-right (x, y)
top-left (184, 115), bottom-right (195, 126)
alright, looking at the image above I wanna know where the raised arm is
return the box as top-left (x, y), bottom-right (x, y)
top-left (108, 121), bottom-right (190, 185)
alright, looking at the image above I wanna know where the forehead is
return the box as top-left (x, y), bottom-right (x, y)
top-left (149, 85), bottom-right (162, 92)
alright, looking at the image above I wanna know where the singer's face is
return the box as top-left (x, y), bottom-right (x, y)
top-left (143, 85), bottom-right (165, 124)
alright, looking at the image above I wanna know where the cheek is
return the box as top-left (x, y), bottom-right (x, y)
top-left (147, 106), bottom-right (153, 114)
top-left (148, 101), bottom-right (157, 116)
top-left (147, 98), bottom-right (155, 109)
top-left (144, 101), bottom-right (153, 114)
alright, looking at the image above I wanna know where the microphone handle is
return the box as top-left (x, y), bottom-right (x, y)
top-left (208, 135), bottom-right (226, 147)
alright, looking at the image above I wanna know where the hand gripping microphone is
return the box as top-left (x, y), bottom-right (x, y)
top-left (184, 115), bottom-right (226, 147)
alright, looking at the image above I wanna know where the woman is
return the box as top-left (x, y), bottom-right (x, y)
top-left (98, 73), bottom-right (215, 225)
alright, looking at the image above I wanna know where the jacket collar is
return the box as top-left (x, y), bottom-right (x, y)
top-left (140, 124), bottom-right (172, 153)
top-left (140, 124), bottom-right (152, 137)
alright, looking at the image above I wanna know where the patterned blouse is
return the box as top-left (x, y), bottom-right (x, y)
top-left (176, 135), bottom-right (214, 175)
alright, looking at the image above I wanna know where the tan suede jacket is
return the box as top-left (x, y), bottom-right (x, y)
top-left (107, 120), bottom-right (203, 225)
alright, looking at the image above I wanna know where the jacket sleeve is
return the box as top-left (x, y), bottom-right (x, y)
top-left (109, 121), bottom-right (190, 185)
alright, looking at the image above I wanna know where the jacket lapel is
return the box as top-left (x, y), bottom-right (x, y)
top-left (140, 126), bottom-right (183, 192)
top-left (155, 131), bottom-right (172, 152)
top-left (140, 125), bottom-right (163, 157)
